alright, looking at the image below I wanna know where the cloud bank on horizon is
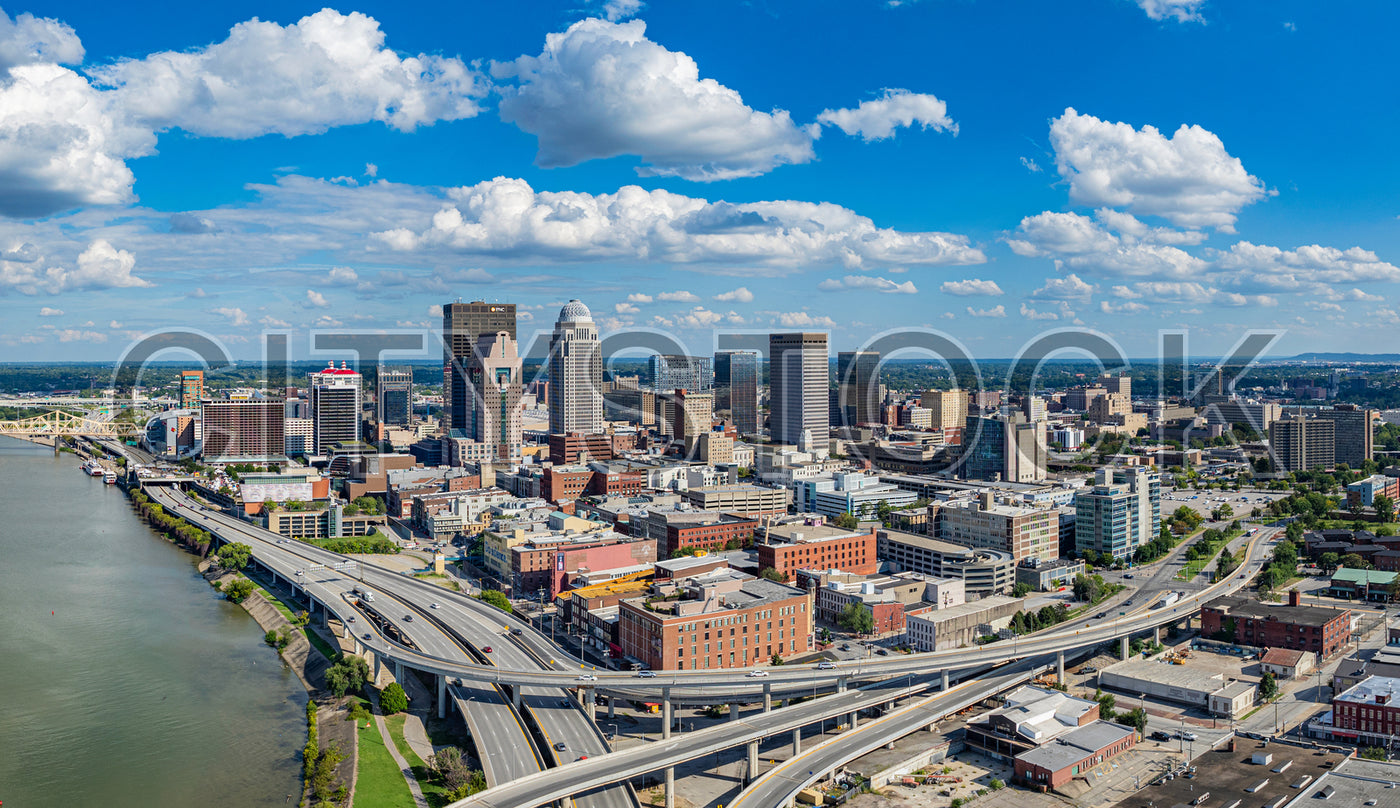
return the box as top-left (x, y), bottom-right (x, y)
top-left (0, 0), bottom-right (1395, 358)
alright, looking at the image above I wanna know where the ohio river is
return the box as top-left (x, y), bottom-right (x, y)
top-left (0, 437), bottom-right (305, 807)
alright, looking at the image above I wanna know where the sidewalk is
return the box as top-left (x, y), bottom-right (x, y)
top-left (369, 688), bottom-right (429, 808)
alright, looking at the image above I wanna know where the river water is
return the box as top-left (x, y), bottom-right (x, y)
top-left (0, 437), bottom-right (306, 807)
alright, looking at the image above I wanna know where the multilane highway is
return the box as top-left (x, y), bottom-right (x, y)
top-left (145, 485), bottom-right (638, 808)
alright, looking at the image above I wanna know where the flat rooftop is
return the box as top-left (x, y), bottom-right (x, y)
top-left (1109, 741), bottom-right (1347, 808)
top-left (1205, 595), bottom-right (1350, 626)
top-left (763, 524), bottom-right (867, 544)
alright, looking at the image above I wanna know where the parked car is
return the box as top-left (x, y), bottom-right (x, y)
top-left (1177, 730), bottom-right (1198, 741)
top-left (1151, 730), bottom-right (1172, 741)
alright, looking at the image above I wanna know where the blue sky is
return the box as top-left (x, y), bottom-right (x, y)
top-left (1, 0), bottom-right (1397, 361)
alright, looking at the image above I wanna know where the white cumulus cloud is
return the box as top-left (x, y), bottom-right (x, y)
top-left (89, 9), bottom-right (484, 139)
top-left (0, 9), bottom-right (83, 74)
top-left (601, 0), bottom-right (645, 21)
top-left (1136, 0), bottom-right (1206, 23)
top-left (305, 289), bottom-right (329, 308)
top-left (819, 275), bottom-right (918, 294)
top-left (715, 287), bottom-right (754, 303)
top-left (965, 305), bottom-right (1006, 318)
top-left (38, 306), bottom-right (62, 316)
top-left (1050, 108), bottom-right (1266, 231)
top-left (657, 290), bottom-right (700, 302)
top-left (493, 19), bottom-right (815, 180)
top-left (213, 307), bottom-right (249, 326)
top-left (817, 88), bottom-right (956, 142)
top-left (374, 176), bottom-right (984, 269)
top-left (940, 278), bottom-right (1003, 296)
top-left (1030, 273), bottom-right (1095, 301)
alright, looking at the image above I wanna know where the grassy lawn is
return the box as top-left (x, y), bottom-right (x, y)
top-left (384, 714), bottom-right (452, 807)
top-left (356, 718), bottom-right (417, 808)
top-left (1177, 556), bottom-right (1215, 581)
top-left (244, 573), bottom-right (338, 661)
top-left (1319, 519), bottom-right (1399, 532)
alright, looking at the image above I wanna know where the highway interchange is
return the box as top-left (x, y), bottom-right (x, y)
top-left (108, 441), bottom-right (1285, 808)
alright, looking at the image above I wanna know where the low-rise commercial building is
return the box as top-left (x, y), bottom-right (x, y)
top-left (903, 595), bottom-right (1020, 651)
top-left (264, 503), bottom-right (385, 540)
top-left (634, 508), bottom-right (758, 558)
top-left (1013, 721), bottom-right (1136, 791)
top-left (682, 483), bottom-right (790, 518)
top-left (756, 523), bottom-right (879, 581)
top-left (617, 574), bottom-right (813, 670)
top-left (1328, 567), bottom-right (1400, 602)
top-left (1015, 557), bottom-right (1087, 591)
top-left (1330, 675), bottom-right (1400, 746)
top-left (1097, 656), bottom-right (1256, 717)
top-left (1260, 647), bottom-right (1316, 680)
top-left (1201, 591), bottom-right (1351, 658)
top-left (877, 529), bottom-right (1016, 595)
top-left (795, 569), bottom-right (962, 634)
top-left (964, 685), bottom-right (1099, 760)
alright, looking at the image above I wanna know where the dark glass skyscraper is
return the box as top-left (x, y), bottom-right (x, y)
top-left (376, 365), bottom-right (413, 426)
top-left (715, 351), bottom-right (759, 436)
top-left (443, 301), bottom-right (516, 434)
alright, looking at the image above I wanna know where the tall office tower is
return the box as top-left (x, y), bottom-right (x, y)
top-left (469, 332), bottom-right (523, 460)
top-left (920, 389), bottom-right (967, 445)
top-left (179, 370), bottom-right (204, 409)
top-left (672, 389), bottom-right (714, 453)
top-left (442, 301), bottom-right (516, 433)
top-left (548, 300), bottom-right (604, 435)
top-left (1099, 373), bottom-right (1131, 398)
top-left (376, 365), bottom-right (413, 426)
top-left (1022, 395), bottom-right (1048, 422)
top-left (715, 351), bottom-right (760, 436)
top-left (648, 354), bottom-right (713, 392)
top-left (1075, 467), bottom-right (1161, 560)
top-left (309, 362), bottom-right (362, 454)
top-left (769, 332), bottom-right (829, 452)
top-left (836, 350), bottom-right (881, 427)
top-left (1312, 404), bottom-right (1376, 467)
top-left (201, 398), bottom-right (285, 463)
top-left (1270, 415), bottom-right (1336, 472)
top-left (963, 412), bottom-right (1046, 482)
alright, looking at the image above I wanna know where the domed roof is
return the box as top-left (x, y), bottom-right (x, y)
top-left (558, 299), bottom-right (593, 322)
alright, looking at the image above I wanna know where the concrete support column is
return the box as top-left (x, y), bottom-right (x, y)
top-left (942, 668), bottom-right (950, 691)
top-left (747, 740), bottom-right (759, 777)
top-left (608, 699), bottom-right (615, 720)
top-left (584, 687), bottom-right (595, 721)
top-left (395, 660), bottom-right (405, 682)
top-left (793, 728), bottom-right (802, 755)
top-left (1121, 635), bottom-right (1130, 659)
top-left (764, 683), bottom-right (772, 713)
top-left (354, 639), bottom-right (364, 656)
top-left (665, 767), bottom-right (674, 808)
top-left (1057, 651), bottom-right (1065, 684)
top-left (729, 703), bottom-right (739, 722)
top-left (513, 687), bottom-right (522, 709)
top-left (438, 675), bottom-right (446, 720)
top-left (373, 653), bottom-right (382, 684)
top-left (1153, 626), bottom-right (1161, 644)
top-left (848, 711), bottom-right (858, 729)
top-left (662, 689), bottom-right (672, 739)
top-left (837, 677), bottom-right (848, 694)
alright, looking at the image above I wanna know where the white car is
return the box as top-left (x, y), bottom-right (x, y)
top-left (430, 603), bottom-right (440, 609)
top-left (577, 674), bottom-right (597, 682)
top-left (746, 670), bottom-right (769, 678)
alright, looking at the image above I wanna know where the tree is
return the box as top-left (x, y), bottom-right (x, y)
top-left (1012, 582), bottom-right (1033, 598)
top-left (819, 627), bottom-right (834, 645)
top-left (770, 653), bottom-right (784, 666)
top-left (876, 499), bottom-right (893, 523)
top-left (1341, 553), bottom-right (1370, 570)
top-left (476, 589), bottom-right (512, 614)
top-left (1259, 671), bottom-right (1279, 702)
top-left (434, 747), bottom-right (472, 791)
top-left (759, 567), bottom-right (786, 583)
top-left (1377, 494), bottom-right (1395, 524)
top-left (325, 655), bottom-right (370, 697)
top-left (838, 602), bottom-right (875, 635)
top-left (834, 511), bottom-right (859, 530)
top-left (218, 542), bottom-right (252, 571)
top-left (1360, 746), bottom-right (1388, 761)
top-left (1094, 690), bottom-right (1117, 722)
top-left (224, 577), bottom-right (256, 603)
top-left (1319, 552), bottom-right (1340, 574)
top-left (380, 682), bottom-right (408, 714)
top-left (1124, 707), bottom-right (1148, 734)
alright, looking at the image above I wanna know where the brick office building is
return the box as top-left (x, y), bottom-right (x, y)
top-left (1200, 591), bottom-right (1351, 659)
top-left (618, 574), bottom-right (813, 670)
top-left (756, 524), bottom-right (879, 581)
top-left (1330, 675), bottom-right (1400, 745)
top-left (510, 534), bottom-right (658, 597)
top-left (636, 509), bottom-right (759, 558)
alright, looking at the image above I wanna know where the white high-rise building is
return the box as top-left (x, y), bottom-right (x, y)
top-left (548, 300), bottom-right (604, 435)
top-left (770, 332), bottom-right (829, 453)
top-left (470, 331), bottom-right (523, 460)
top-left (309, 362), bottom-right (362, 454)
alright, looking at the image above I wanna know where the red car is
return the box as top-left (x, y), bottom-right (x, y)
top-left (482, 646), bottom-right (493, 654)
